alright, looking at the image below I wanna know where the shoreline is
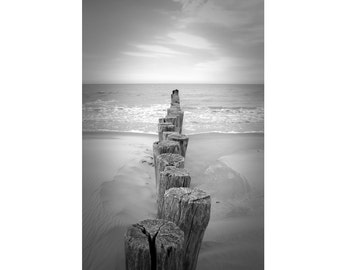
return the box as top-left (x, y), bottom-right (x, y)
top-left (82, 130), bottom-right (264, 137)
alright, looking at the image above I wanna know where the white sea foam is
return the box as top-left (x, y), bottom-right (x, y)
top-left (185, 130), bottom-right (264, 135)
top-left (83, 129), bottom-right (158, 135)
top-left (82, 84), bottom-right (264, 134)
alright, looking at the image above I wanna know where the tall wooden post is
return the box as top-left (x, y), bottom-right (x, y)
top-left (160, 187), bottom-right (211, 270)
top-left (155, 153), bottom-right (184, 192)
top-left (167, 108), bottom-right (184, 134)
top-left (153, 140), bottom-right (180, 180)
top-left (177, 111), bottom-right (184, 134)
top-left (168, 133), bottom-right (189, 157)
top-left (125, 219), bottom-right (184, 270)
top-left (157, 167), bottom-right (191, 218)
top-left (171, 89), bottom-right (180, 106)
top-left (158, 123), bottom-right (175, 141)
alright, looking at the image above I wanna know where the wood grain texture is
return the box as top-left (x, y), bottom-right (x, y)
top-left (125, 219), bottom-right (184, 270)
top-left (157, 167), bottom-right (191, 218)
top-left (160, 187), bottom-right (211, 270)
top-left (166, 107), bottom-right (184, 134)
top-left (153, 140), bottom-right (180, 186)
top-left (155, 153), bottom-right (185, 192)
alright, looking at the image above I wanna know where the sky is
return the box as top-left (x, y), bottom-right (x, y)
top-left (83, 0), bottom-right (264, 84)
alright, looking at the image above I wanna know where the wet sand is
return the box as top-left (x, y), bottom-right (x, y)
top-left (83, 132), bottom-right (264, 270)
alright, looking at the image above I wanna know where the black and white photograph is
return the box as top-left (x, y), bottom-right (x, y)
top-left (2, 1), bottom-right (340, 270)
top-left (83, 0), bottom-right (263, 269)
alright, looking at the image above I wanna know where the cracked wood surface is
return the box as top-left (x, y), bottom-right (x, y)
top-left (160, 187), bottom-right (211, 270)
top-left (125, 219), bottom-right (184, 270)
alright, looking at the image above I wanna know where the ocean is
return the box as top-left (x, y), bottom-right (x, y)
top-left (82, 84), bottom-right (264, 134)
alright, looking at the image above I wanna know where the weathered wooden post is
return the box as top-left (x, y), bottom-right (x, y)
top-left (171, 89), bottom-right (180, 106)
top-left (153, 140), bottom-right (180, 179)
top-left (125, 219), bottom-right (184, 270)
top-left (167, 108), bottom-right (184, 134)
top-left (162, 131), bottom-right (179, 141)
top-left (160, 187), bottom-right (211, 270)
top-left (158, 123), bottom-right (175, 141)
top-left (159, 116), bottom-right (177, 128)
top-left (166, 105), bottom-right (181, 114)
top-left (155, 153), bottom-right (184, 192)
top-left (166, 89), bottom-right (184, 134)
top-left (177, 111), bottom-right (184, 133)
top-left (157, 167), bottom-right (191, 218)
top-left (168, 133), bottom-right (189, 157)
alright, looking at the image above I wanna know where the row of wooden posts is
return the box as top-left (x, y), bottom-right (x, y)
top-left (125, 90), bottom-right (211, 270)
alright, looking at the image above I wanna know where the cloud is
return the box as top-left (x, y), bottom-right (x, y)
top-left (123, 31), bottom-right (215, 59)
top-left (119, 0), bottom-right (264, 82)
top-left (123, 51), bottom-right (173, 58)
top-left (136, 44), bottom-right (186, 55)
top-left (83, 0), bottom-right (263, 83)
top-left (168, 0), bottom-right (264, 70)
top-left (167, 32), bottom-right (215, 50)
top-left (123, 44), bottom-right (189, 58)
top-left (173, 0), bottom-right (263, 29)
top-left (172, 0), bottom-right (209, 13)
top-left (193, 56), bottom-right (263, 83)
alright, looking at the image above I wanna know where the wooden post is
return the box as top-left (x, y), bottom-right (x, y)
top-left (166, 106), bottom-right (180, 116)
top-left (125, 219), bottom-right (184, 270)
top-left (155, 153), bottom-right (184, 192)
top-left (171, 89), bottom-right (180, 106)
top-left (167, 108), bottom-right (184, 134)
top-left (157, 167), bottom-right (191, 218)
top-left (168, 133), bottom-right (189, 157)
top-left (158, 123), bottom-right (175, 141)
top-left (153, 140), bottom-right (180, 179)
top-left (160, 187), bottom-right (211, 270)
top-left (159, 116), bottom-right (177, 128)
top-left (162, 131), bottom-right (179, 141)
top-left (177, 111), bottom-right (184, 134)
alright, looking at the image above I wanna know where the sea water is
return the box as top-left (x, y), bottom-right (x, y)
top-left (82, 84), bottom-right (264, 134)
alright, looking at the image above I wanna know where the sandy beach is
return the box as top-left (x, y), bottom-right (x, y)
top-left (83, 131), bottom-right (264, 270)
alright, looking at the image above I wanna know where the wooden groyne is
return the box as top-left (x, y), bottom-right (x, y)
top-left (125, 89), bottom-right (211, 270)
